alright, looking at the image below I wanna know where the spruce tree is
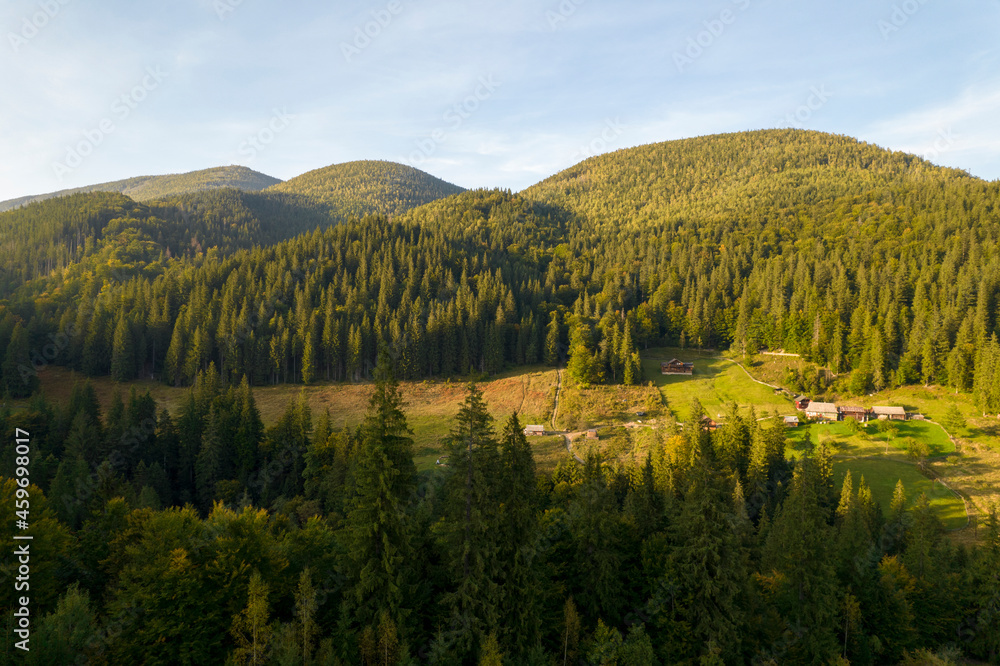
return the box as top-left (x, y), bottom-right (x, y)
top-left (341, 351), bottom-right (416, 642)
top-left (439, 383), bottom-right (502, 660)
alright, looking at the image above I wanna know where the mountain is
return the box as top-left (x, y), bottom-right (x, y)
top-left (266, 160), bottom-right (465, 219)
top-left (3, 129), bottom-right (1000, 401)
top-left (0, 165), bottom-right (281, 213)
top-left (521, 128), bottom-right (976, 226)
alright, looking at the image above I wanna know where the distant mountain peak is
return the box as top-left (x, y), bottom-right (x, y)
top-left (0, 165), bottom-right (282, 213)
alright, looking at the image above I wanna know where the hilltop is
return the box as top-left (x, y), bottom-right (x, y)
top-left (0, 165), bottom-right (281, 213)
top-left (266, 159), bottom-right (465, 219)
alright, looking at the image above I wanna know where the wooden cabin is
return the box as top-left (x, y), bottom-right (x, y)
top-left (839, 405), bottom-right (869, 422)
top-left (805, 402), bottom-right (839, 421)
top-left (872, 406), bottom-right (906, 421)
top-left (661, 358), bottom-right (694, 375)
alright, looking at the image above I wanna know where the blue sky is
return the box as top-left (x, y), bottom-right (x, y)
top-left (1, 0), bottom-right (997, 201)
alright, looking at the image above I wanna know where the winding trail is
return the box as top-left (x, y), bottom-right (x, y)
top-left (563, 432), bottom-right (585, 464)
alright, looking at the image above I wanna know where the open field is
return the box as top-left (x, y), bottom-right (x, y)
top-left (553, 373), bottom-right (664, 431)
top-left (785, 419), bottom-right (955, 460)
top-left (27, 359), bottom-right (1000, 523)
top-left (530, 435), bottom-right (575, 473)
top-left (641, 347), bottom-right (796, 422)
top-left (35, 365), bottom-right (559, 472)
top-left (832, 458), bottom-right (967, 531)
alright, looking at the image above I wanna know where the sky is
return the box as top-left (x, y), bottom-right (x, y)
top-left (1, 0), bottom-right (998, 201)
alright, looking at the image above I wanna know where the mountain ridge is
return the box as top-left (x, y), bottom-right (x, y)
top-left (0, 165), bottom-right (282, 213)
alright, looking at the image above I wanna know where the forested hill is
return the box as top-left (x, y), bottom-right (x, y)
top-left (3, 131), bottom-right (1000, 413)
top-left (521, 129), bottom-right (982, 227)
top-left (0, 165), bottom-right (281, 213)
top-left (266, 160), bottom-right (466, 219)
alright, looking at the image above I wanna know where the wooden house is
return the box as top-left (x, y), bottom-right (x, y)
top-left (872, 406), bottom-right (906, 421)
top-left (661, 359), bottom-right (694, 375)
top-left (523, 425), bottom-right (547, 436)
top-left (784, 415), bottom-right (800, 427)
top-left (805, 402), bottom-right (839, 421)
top-left (794, 396), bottom-right (810, 410)
top-left (839, 405), bottom-right (869, 422)
top-left (586, 429), bottom-right (598, 439)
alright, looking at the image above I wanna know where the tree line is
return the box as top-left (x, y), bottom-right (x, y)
top-left (4, 131), bottom-right (1000, 403)
top-left (1, 356), bottom-right (998, 664)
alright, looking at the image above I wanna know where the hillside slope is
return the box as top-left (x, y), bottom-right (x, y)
top-left (0, 165), bottom-right (281, 213)
top-left (521, 129), bottom-right (979, 227)
top-left (267, 160), bottom-right (465, 219)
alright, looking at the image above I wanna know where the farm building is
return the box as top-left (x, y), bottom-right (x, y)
top-left (661, 359), bottom-right (694, 375)
top-left (794, 396), bottom-right (810, 410)
top-left (872, 406), bottom-right (906, 421)
top-left (700, 416), bottom-right (719, 432)
top-left (784, 416), bottom-right (800, 427)
top-left (840, 405), bottom-right (869, 422)
top-left (805, 402), bottom-right (839, 421)
top-left (586, 429), bottom-right (598, 439)
top-left (523, 425), bottom-right (547, 436)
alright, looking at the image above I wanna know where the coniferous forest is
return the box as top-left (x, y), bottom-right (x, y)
top-left (2, 130), bottom-right (1000, 664)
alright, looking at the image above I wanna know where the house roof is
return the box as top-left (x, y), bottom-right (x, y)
top-left (784, 416), bottom-right (799, 423)
top-left (872, 406), bottom-right (906, 416)
top-left (840, 405), bottom-right (867, 412)
top-left (524, 425), bottom-right (546, 431)
top-left (807, 402), bottom-right (839, 413)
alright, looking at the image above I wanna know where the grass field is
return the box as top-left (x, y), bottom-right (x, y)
top-left (36, 365), bottom-right (560, 472)
top-left (785, 419), bottom-right (955, 459)
top-left (833, 458), bottom-right (967, 531)
top-left (641, 348), bottom-right (796, 422)
top-left (27, 358), bottom-right (999, 527)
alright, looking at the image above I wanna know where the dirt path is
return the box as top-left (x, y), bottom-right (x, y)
top-left (517, 374), bottom-right (527, 415)
top-left (551, 367), bottom-right (562, 430)
top-left (563, 432), bottom-right (585, 464)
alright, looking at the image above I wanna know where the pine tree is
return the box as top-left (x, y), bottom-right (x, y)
top-left (231, 571), bottom-right (272, 665)
top-left (341, 351), bottom-right (416, 638)
top-left (1, 321), bottom-right (36, 398)
top-left (496, 412), bottom-right (540, 655)
top-left (545, 310), bottom-right (561, 366)
top-left (439, 383), bottom-right (502, 659)
top-left (761, 456), bottom-right (839, 663)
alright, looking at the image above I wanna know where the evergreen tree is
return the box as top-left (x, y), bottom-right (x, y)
top-left (341, 351), bottom-right (417, 641)
top-left (438, 383), bottom-right (502, 660)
